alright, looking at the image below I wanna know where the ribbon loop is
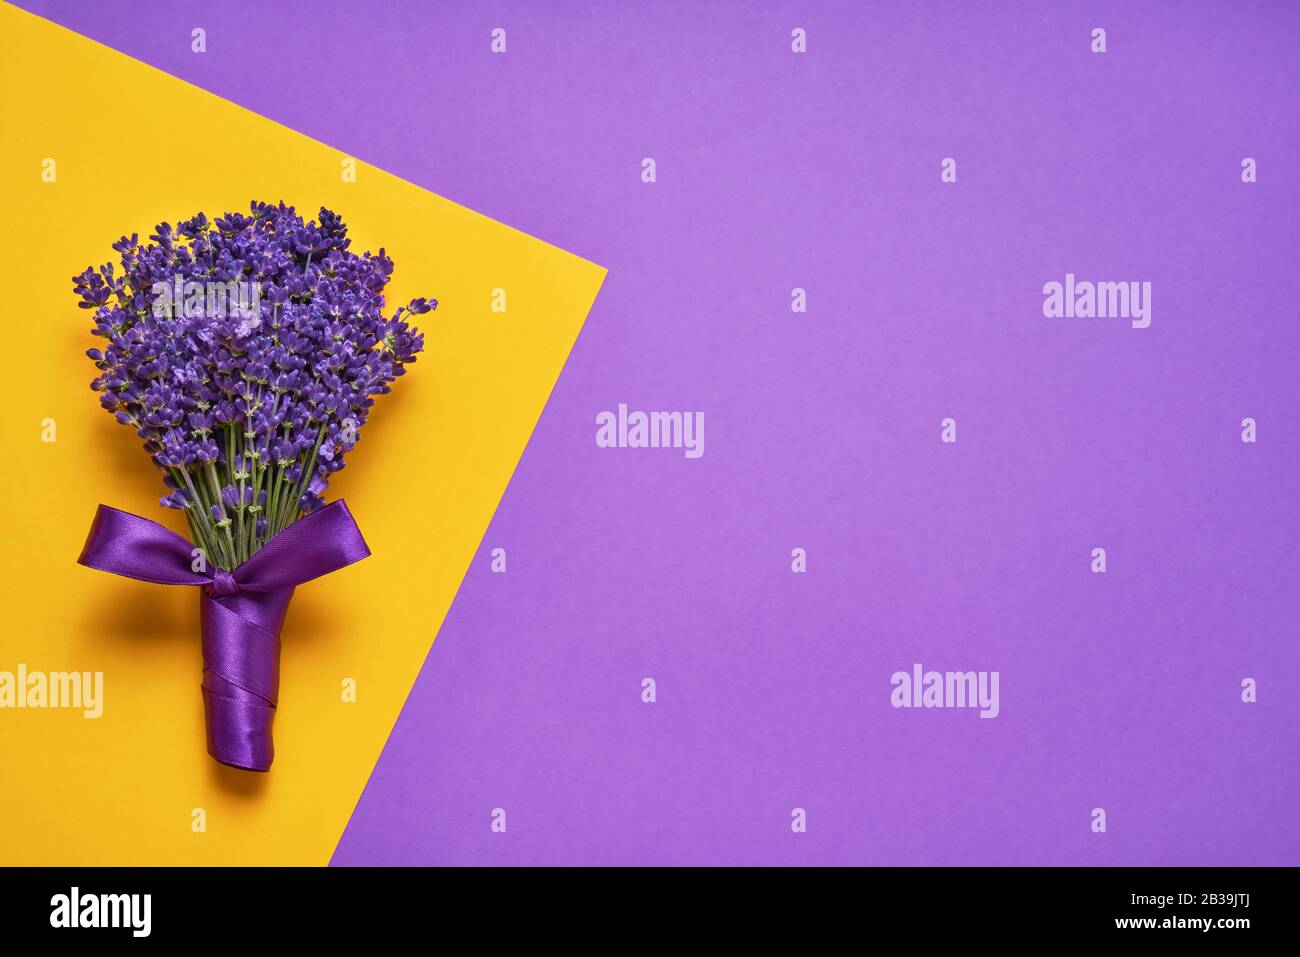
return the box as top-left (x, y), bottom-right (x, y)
top-left (76, 506), bottom-right (210, 587)
top-left (77, 499), bottom-right (370, 771)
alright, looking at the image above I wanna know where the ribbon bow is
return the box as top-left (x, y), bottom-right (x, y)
top-left (77, 500), bottom-right (370, 771)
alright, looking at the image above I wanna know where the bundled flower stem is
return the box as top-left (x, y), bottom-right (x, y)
top-left (74, 201), bottom-right (432, 770)
top-left (73, 201), bottom-right (434, 569)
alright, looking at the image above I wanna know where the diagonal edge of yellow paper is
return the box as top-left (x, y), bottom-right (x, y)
top-left (0, 1), bottom-right (605, 865)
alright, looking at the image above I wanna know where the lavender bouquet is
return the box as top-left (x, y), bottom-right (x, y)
top-left (73, 201), bottom-right (433, 771)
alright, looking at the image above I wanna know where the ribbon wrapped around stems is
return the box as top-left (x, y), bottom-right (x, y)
top-left (77, 500), bottom-right (370, 771)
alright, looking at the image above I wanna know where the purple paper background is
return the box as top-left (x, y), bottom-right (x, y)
top-left (19, 0), bottom-right (1300, 865)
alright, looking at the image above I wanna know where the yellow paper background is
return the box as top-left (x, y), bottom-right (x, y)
top-left (0, 3), bottom-right (604, 865)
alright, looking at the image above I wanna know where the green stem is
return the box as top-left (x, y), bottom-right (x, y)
top-left (267, 463), bottom-right (285, 540)
top-left (179, 467), bottom-right (229, 569)
top-left (204, 461), bottom-right (238, 569)
top-left (228, 424), bottom-right (245, 565)
top-left (278, 423), bottom-right (327, 535)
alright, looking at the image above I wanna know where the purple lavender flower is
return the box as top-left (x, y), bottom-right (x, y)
top-left (75, 201), bottom-right (433, 570)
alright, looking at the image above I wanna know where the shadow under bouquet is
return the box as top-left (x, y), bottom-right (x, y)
top-left (73, 201), bottom-right (434, 771)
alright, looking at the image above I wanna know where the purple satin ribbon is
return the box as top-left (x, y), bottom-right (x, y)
top-left (77, 500), bottom-right (370, 771)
